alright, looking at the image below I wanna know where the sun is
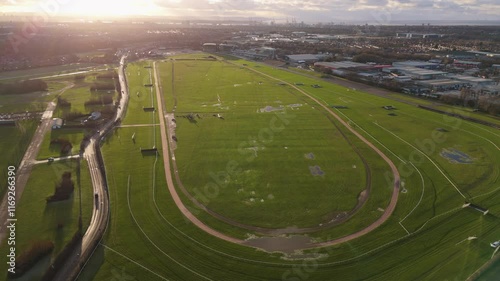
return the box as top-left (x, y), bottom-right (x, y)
top-left (63, 0), bottom-right (156, 17)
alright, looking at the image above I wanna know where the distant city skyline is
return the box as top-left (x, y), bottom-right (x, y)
top-left (1, 0), bottom-right (500, 23)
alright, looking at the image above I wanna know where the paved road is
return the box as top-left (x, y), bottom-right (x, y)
top-left (53, 56), bottom-right (129, 281)
top-left (51, 139), bottom-right (110, 281)
top-left (0, 83), bottom-right (74, 245)
top-left (32, 154), bottom-right (81, 165)
top-left (0, 101), bottom-right (56, 245)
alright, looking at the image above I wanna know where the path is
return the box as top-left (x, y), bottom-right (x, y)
top-left (280, 66), bottom-right (500, 129)
top-left (153, 61), bottom-right (243, 244)
top-left (0, 82), bottom-right (75, 244)
top-left (31, 154), bottom-right (81, 165)
top-left (0, 101), bottom-right (56, 245)
top-left (118, 124), bottom-right (160, 128)
top-left (237, 62), bottom-right (400, 248)
top-left (153, 58), bottom-right (401, 251)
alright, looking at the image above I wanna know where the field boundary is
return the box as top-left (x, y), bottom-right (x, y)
top-left (279, 65), bottom-right (500, 129)
top-left (228, 60), bottom-right (401, 248)
top-left (373, 121), bottom-right (467, 199)
top-left (417, 105), bottom-right (500, 130)
top-left (151, 56), bottom-right (403, 251)
top-left (153, 61), bottom-right (244, 246)
top-left (101, 244), bottom-right (171, 281)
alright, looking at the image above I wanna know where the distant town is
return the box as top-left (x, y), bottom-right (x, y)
top-left (0, 17), bottom-right (499, 281)
top-left (2, 21), bottom-right (499, 116)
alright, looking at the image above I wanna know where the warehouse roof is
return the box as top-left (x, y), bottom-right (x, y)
top-left (286, 54), bottom-right (322, 61)
top-left (315, 61), bottom-right (370, 69)
top-left (448, 74), bottom-right (494, 84)
top-left (394, 66), bottom-right (447, 76)
top-left (393, 61), bottom-right (440, 68)
top-left (417, 79), bottom-right (466, 87)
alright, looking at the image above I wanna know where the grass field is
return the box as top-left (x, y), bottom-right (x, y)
top-left (159, 58), bottom-right (378, 229)
top-left (0, 66), bottom-right (116, 280)
top-left (37, 129), bottom-right (91, 160)
top-left (0, 69), bottom-right (119, 115)
top-left (0, 63), bottom-right (107, 82)
top-left (0, 122), bottom-right (37, 196)
top-left (0, 65), bottom-right (120, 116)
top-left (0, 159), bottom-right (92, 281)
top-left (77, 55), bottom-right (500, 281)
top-left (52, 72), bottom-right (119, 119)
top-left (284, 67), bottom-right (500, 127)
top-left (477, 257), bottom-right (500, 281)
top-left (386, 93), bottom-right (500, 126)
top-left (33, 71), bottom-right (121, 161)
top-left (0, 81), bottom-right (69, 114)
top-left (122, 61), bottom-right (159, 125)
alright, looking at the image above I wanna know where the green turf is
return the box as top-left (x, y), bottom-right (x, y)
top-left (284, 67), bottom-right (500, 127)
top-left (0, 159), bottom-right (92, 281)
top-left (158, 61), bottom-right (175, 113)
top-left (37, 129), bottom-right (90, 160)
top-left (77, 54), bottom-right (500, 281)
top-left (52, 73), bottom-right (118, 120)
top-left (0, 81), bottom-right (66, 114)
top-left (476, 257), bottom-right (500, 281)
top-left (160, 59), bottom-right (377, 229)
top-left (0, 63), bottom-right (107, 82)
top-left (122, 61), bottom-right (159, 125)
top-left (0, 122), bottom-right (37, 196)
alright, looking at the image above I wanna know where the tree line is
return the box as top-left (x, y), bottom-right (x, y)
top-left (0, 79), bottom-right (47, 95)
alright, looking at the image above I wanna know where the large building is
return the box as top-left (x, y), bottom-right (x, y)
top-left (384, 66), bottom-right (447, 80)
top-left (416, 79), bottom-right (469, 91)
top-left (202, 43), bottom-right (217, 52)
top-left (314, 61), bottom-right (376, 77)
top-left (233, 47), bottom-right (276, 60)
top-left (314, 61), bottom-right (371, 70)
top-left (291, 31), bottom-right (306, 37)
top-left (259, 47), bottom-right (277, 59)
top-left (286, 54), bottom-right (328, 64)
top-left (468, 51), bottom-right (500, 58)
top-left (478, 85), bottom-right (500, 96)
top-left (396, 33), bottom-right (444, 39)
top-left (448, 74), bottom-right (495, 87)
top-left (453, 60), bottom-right (482, 69)
top-left (218, 44), bottom-right (237, 52)
top-left (393, 61), bottom-right (440, 70)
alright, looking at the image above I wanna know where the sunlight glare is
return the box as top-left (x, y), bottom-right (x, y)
top-left (65, 0), bottom-right (156, 17)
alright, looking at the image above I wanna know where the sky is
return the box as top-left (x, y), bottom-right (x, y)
top-left (1, 0), bottom-right (500, 23)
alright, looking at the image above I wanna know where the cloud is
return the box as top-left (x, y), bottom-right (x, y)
top-left (1, 0), bottom-right (499, 21)
top-left (151, 0), bottom-right (500, 20)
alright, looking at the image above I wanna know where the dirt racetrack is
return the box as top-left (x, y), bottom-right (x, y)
top-left (153, 59), bottom-right (401, 252)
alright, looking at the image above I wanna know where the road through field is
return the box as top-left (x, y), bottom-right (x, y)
top-left (153, 58), bottom-right (401, 250)
top-left (54, 56), bottom-right (129, 281)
